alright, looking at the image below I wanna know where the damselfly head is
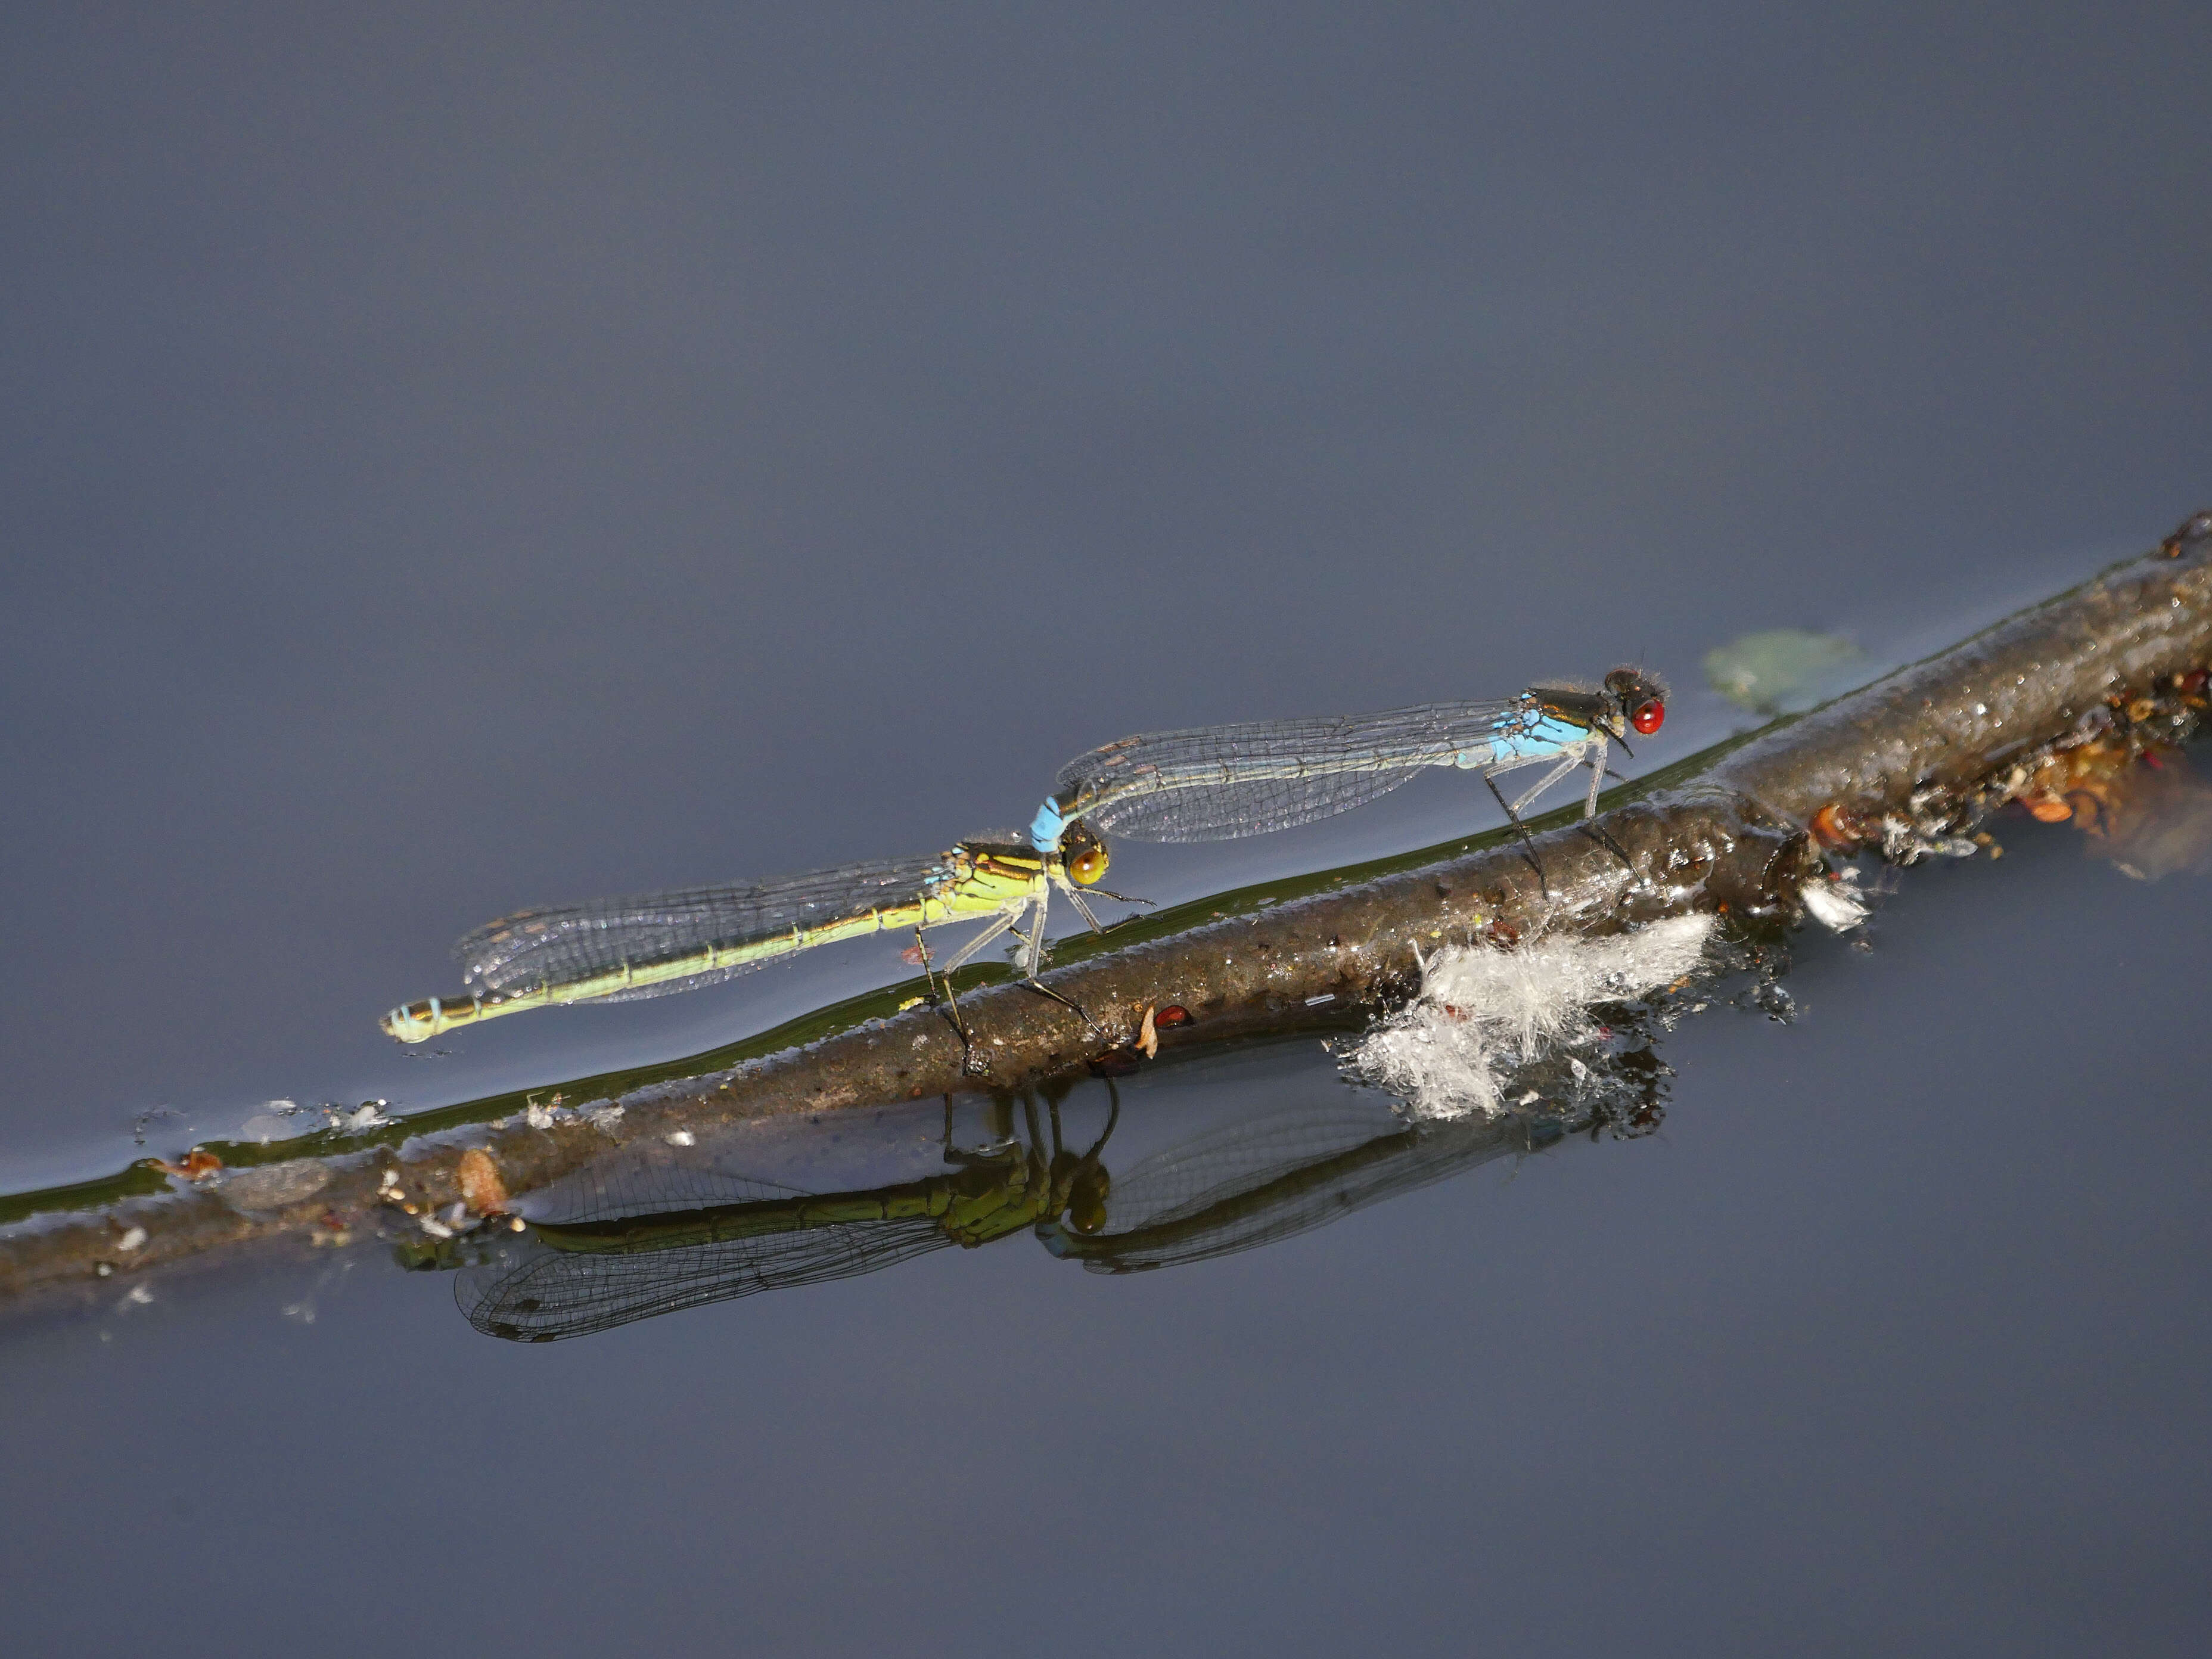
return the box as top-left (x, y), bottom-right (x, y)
top-left (1605, 667), bottom-right (1668, 738)
top-left (1062, 821), bottom-right (1110, 886)
top-left (1067, 1164), bottom-right (1111, 1234)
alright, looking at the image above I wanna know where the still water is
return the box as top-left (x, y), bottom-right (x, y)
top-left (4, 7), bottom-right (2208, 1654)
top-left (7, 822), bottom-right (2208, 1655)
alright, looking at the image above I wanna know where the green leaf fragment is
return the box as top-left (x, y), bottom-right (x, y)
top-left (1703, 629), bottom-right (1862, 714)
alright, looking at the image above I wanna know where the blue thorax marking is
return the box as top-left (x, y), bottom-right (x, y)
top-left (1029, 799), bottom-right (1067, 852)
top-left (1487, 710), bottom-right (1591, 763)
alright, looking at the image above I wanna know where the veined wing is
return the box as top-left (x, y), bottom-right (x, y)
top-left (457, 1144), bottom-right (974, 1341)
top-left (511, 1141), bottom-right (823, 1227)
top-left (1045, 1098), bottom-right (1526, 1273)
top-left (1054, 700), bottom-right (1519, 841)
top-left (455, 848), bottom-right (958, 1002)
top-left (455, 1216), bottom-right (955, 1342)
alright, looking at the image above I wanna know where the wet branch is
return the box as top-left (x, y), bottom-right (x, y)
top-left (5, 510), bottom-right (2209, 1307)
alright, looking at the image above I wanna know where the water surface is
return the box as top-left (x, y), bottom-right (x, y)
top-left (4, 6), bottom-right (2208, 1654)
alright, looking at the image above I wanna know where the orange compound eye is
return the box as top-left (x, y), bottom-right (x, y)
top-left (1632, 700), bottom-right (1665, 736)
top-left (1068, 844), bottom-right (1108, 886)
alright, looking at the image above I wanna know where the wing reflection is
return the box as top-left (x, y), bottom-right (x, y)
top-left (455, 1092), bottom-right (1113, 1341)
top-left (1038, 1098), bottom-right (1536, 1274)
top-left (448, 1030), bottom-right (1670, 1342)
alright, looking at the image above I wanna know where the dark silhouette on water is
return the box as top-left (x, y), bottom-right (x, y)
top-left (449, 1011), bottom-right (1685, 1341)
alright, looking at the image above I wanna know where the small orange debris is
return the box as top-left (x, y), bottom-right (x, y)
top-left (2015, 737), bottom-right (2212, 877)
top-left (1136, 1005), bottom-right (1159, 1059)
top-left (145, 1150), bottom-right (223, 1180)
top-left (458, 1148), bottom-right (510, 1216)
top-left (1810, 802), bottom-right (1871, 849)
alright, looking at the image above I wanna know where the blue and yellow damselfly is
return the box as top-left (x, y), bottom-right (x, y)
top-left (381, 825), bottom-right (1120, 1043)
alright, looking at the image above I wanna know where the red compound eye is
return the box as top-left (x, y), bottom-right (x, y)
top-left (1631, 700), bottom-right (1665, 735)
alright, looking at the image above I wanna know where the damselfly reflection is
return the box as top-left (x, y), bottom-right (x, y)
top-left (446, 1036), bottom-right (1672, 1343)
top-left (451, 1091), bottom-right (1113, 1342)
top-left (1048, 1032), bottom-right (1669, 1275)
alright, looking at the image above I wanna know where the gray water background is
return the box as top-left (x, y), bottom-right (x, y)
top-left (3, 6), bottom-right (2208, 1653)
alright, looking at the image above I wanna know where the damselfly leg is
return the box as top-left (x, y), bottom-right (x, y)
top-left (1014, 897), bottom-right (1113, 1045)
top-left (1020, 891), bottom-right (1049, 978)
top-left (915, 918), bottom-right (1009, 1076)
top-left (1569, 735), bottom-right (1639, 874)
top-left (942, 1093), bottom-right (1021, 1163)
top-left (1486, 771), bottom-right (1554, 893)
top-left (1062, 885), bottom-right (1106, 934)
top-left (1487, 739), bottom-right (1636, 893)
top-left (1058, 877), bottom-right (1153, 937)
top-left (921, 894), bottom-right (1111, 1051)
top-left (934, 906), bottom-right (1022, 974)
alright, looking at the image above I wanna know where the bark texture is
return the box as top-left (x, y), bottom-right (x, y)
top-left (5, 511), bottom-right (2208, 1308)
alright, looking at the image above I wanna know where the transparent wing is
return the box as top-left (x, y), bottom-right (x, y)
top-left (455, 1217), bottom-right (954, 1342)
top-left (1048, 1098), bottom-right (1527, 1273)
top-left (456, 1133), bottom-right (984, 1341)
top-left (1054, 700), bottom-right (1518, 841)
top-left (1101, 1097), bottom-right (1407, 1231)
top-left (453, 849), bottom-right (956, 998)
top-left (511, 1142), bottom-right (818, 1226)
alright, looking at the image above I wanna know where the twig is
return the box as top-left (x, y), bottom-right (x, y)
top-left (4, 510), bottom-right (2207, 1309)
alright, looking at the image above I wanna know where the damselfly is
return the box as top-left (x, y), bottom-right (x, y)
top-left (380, 824), bottom-right (1123, 1043)
top-left (446, 1057), bottom-right (1544, 1338)
top-left (454, 1093), bottom-right (1116, 1341)
top-left (1027, 668), bottom-right (1667, 877)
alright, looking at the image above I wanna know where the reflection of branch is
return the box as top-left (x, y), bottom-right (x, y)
top-left (5, 511), bottom-right (2211, 1309)
top-left (2017, 737), bottom-right (2212, 880)
top-left (451, 1057), bottom-right (1591, 1341)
